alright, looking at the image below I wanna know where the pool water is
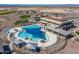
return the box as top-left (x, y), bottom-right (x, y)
top-left (18, 24), bottom-right (48, 42)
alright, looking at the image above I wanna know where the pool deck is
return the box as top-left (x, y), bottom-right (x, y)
top-left (7, 26), bottom-right (58, 48)
top-left (37, 31), bottom-right (58, 47)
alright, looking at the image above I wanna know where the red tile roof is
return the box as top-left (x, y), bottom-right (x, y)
top-left (44, 16), bottom-right (68, 22)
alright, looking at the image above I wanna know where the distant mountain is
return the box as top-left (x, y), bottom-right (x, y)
top-left (0, 4), bottom-right (79, 7)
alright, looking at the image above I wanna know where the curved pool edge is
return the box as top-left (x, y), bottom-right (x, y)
top-left (7, 24), bottom-right (58, 47)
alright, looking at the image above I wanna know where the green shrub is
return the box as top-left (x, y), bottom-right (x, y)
top-left (14, 20), bottom-right (28, 25)
top-left (76, 32), bottom-right (79, 35)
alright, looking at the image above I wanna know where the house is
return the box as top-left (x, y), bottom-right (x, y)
top-left (40, 16), bottom-right (75, 38)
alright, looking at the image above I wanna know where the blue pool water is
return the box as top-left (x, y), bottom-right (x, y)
top-left (18, 24), bottom-right (48, 42)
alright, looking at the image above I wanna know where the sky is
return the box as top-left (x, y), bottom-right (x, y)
top-left (0, 0), bottom-right (79, 4)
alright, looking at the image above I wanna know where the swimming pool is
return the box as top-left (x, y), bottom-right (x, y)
top-left (18, 24), bottom-right (48, 42)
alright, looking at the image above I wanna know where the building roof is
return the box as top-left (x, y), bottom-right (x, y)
top-left (48, 11), bottom-right (70, 14)
top-left (41, 16), bottom-right (69, 25)
top-left (46, 26), bottom-right (72, 36)
top-left (45, 16), bottom-right (68, 22)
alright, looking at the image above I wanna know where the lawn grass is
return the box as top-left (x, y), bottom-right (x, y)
top-left (76, 32), bottom-right (79, 35)
top-left (0, 10), bottom-right (16, 15)
top-left (14, 20), bottom-right (28, 25)
top-left (20, 15), bottom-right (30, 20)
top-left (20, 15), bottom-right (30, 18)
top-left (15, 15), bottom-right (31, 25)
